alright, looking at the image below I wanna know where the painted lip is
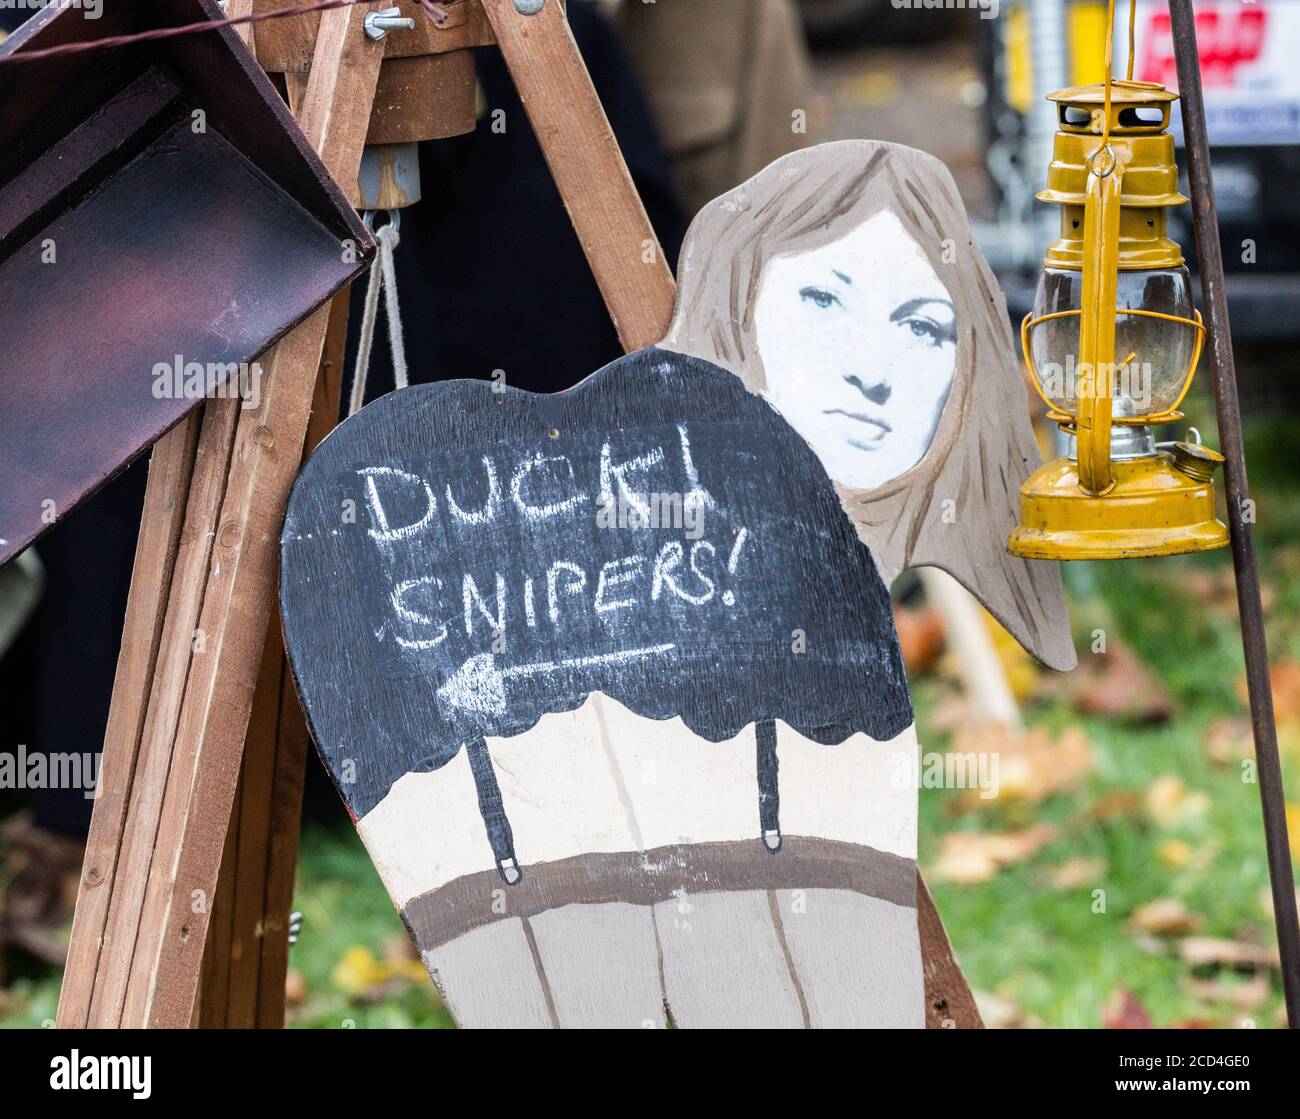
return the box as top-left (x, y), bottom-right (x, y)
top-left (823, 408), bottom-right (892, 435)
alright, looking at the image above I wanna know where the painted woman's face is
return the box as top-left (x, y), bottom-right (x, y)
top-left (753, 210), bottom-right (957, 490)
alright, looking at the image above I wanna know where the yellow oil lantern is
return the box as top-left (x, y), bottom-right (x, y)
top-left (1008, 74), bottom-right (1231, 561)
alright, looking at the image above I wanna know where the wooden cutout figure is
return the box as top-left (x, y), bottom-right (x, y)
top-left (664, 141), bottom-right (1075, 672)
top-left (0, 0), bottom-right (371, 568)
top-left (281, 141), bottom-right (1074, 1029)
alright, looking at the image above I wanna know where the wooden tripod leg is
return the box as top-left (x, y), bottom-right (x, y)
top-left (56, 415), bottom-right (201, 1027)
top-left (480, 0), bottom-right (676, 352)
top-left (57, 4), bottom-right (384, 1030)
top-left (196, 288), bottom-right (350, 1028)
top-left (483, 0), bottom-right (982, 1029)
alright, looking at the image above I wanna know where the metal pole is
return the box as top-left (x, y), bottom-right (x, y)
top-left (1168, 0), bottom-right (1300, 1027)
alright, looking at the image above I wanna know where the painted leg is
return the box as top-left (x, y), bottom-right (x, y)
top-left (655, 889), bottom-right (807, 1028)
top-left (466, 736), bottom-right (521, 884)
top-left (756, 718), bottom-right (781, 852)
top-left (424, 917), bottom-right (556, 1028)
top-left (529, 902), bottom-right (666, 1028)
top-left (773, 888), bottom-right (924, 1028)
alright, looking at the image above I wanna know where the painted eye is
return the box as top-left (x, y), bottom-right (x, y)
top-left (799, 286), bottom-right (842, 310)
top-left (900, 316), bottom-right (953, 348)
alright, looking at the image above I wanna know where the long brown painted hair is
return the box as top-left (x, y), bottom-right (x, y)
top-left (662, 140), bottom-right (1075, 670)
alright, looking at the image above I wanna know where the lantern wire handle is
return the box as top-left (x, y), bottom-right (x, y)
top-left (1095, 0), bottom-right (1139, 161)
top-left (1126, 0), bottom-right (1137, 82)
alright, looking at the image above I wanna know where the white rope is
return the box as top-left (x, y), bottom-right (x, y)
top-left (348, 219), bottom-right (408, 417)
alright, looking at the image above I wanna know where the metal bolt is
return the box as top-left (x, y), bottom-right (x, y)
top-left (514, 0), bottom-right (545, 14)
top-left (364, 7), bottom-right (416, 40)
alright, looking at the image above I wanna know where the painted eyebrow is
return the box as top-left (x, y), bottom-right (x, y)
top-left (889, 297), bottom-right (955, 322)
top-left (832, 269), bottom-right (853, 286)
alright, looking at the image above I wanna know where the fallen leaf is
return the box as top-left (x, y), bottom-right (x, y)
top-left (973, 990), bottom-right (1037, 1028)
top-left (1179, 937), bottom-right (1280, 971)
top-left (284, 969), bottom-right (307, 1006)
top-left (1046, 857), bottom-right (1107, 890)
top-left (949, 724), bottom-right (1094, 813)
top-left (1102, 988), bottom-right (1154, 1029)
top-left (1129, 898), bottom-right (1202, 936)
top-left (1085, 789), bottom-right (1144, 823)
top-left (331, 944), bottom-right (427, 998)
top-left (332, 945), bottom-right (385, 997)
top-left (1069, 641), bottom-right (1173, 723)
top-left (1146, 775), bottom-right (1209, 828)
top-left (893, 603), bottom-right (945, 675)
top-left (1181, 973), bottom-right (1270, 1009)
top-left (1239, 660), bottom-right (1300, 724)
top-left (384, 934), bottom-right (419, 963)
top-left (926, 692), bottom-right (983, 736)
top-left (930, 825), bottom-right (1057, 885)
top-left (1203, 716), bottom-right (1254, 767)
top-left (1186, 567), bottom-right (1275, 621)
top-left (1157, 838), bottom-right (1192, 867)
top-left (1213, 711), bottom-right (1300, 770)
top-left (1257, 885), bottom-right (1300, 919)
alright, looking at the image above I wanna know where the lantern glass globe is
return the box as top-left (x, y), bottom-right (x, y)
top-left (1029, 264), bottom-right (1197, 419)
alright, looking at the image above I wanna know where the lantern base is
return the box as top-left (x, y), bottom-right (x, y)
top-left (1008, 453), bottom-right (1230, 560)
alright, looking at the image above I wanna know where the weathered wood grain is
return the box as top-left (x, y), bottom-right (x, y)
top-left (253, 0), bottom-right (497, 73)
top-left (56, 414), bottom-right (199, 1027)
top-left (918, 874), bottom-right (983, 1028)
top-left (197, 287), bottom-right (350, 1028)
top-left (120, 8), bottom-right (386, 1027)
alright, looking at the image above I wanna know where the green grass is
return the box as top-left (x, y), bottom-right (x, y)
top-left (917, 405), bottom-right (1300, 1029)
top-left (2, 403), bottom-right (1296, 1029)
top-left (286, 823), bottom-right (453, 1029)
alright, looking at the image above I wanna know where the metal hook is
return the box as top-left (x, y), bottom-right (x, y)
top-left (362, 209), bottom-right (401, 235)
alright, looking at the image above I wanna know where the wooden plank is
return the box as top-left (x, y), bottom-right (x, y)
top-left (197, 287), bottom-right (351, 1028)
top-left (918, 874), bottom-right (983, 1028)
top-left (776, 889), bottom-right (924, 1027)
top-left (480, 0), bottom-right (676, 352)
top-left (56, 414), bottom-right (199, 1027)
top-left (87, 397), bottom-right (243, 1027)
top-left (528, 903), bottom-right (663, 1028)
top-left (655, 892), bottom-right (807, 1029)
top-left (195, 771), bottom-right (242, 1026)
top-left (220, 620), bottom-right (286, 1027)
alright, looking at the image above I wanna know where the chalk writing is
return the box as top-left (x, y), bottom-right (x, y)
top-left (281, 349), bottom-right (912, 818)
